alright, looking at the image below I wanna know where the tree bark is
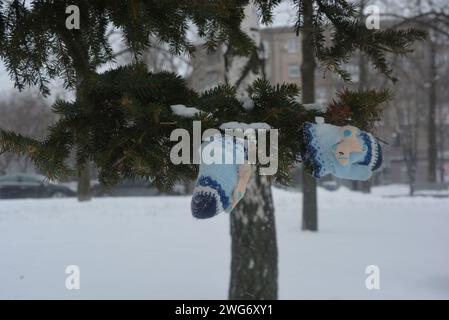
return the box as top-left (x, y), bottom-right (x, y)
top-left (77, 163), bottom-right (91, 202)
top-left (427, 42), bottom-right (437, 183)
top-left (225, 3), bottom-right (278, 300)
top-left (229, 166), bottom-right (278, 300)
top-left (301, 0), bottom-right (318, 231)
top-left (75, 74), bottom-right (92, 202)
top-left (358, 0), bottom-right (372, 194)
top-left (359, 54), bottom-right (372, 193)
top-left (302, 171), bottom-right (318, 231)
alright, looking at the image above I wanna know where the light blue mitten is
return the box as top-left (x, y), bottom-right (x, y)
top-left (300, 118), bottom-right (382, 181)
top-left (191, 135), bottom-right (252, 219)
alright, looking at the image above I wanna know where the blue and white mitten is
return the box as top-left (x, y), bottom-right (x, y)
top-left (300, 118), bottom-right (382, 181)
top-left (191, 135), bottom-right (252, 219)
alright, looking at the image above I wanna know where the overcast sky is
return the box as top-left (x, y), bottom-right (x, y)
top-left (0, 0), bottom-right (443, 101)
top-left (1, 1), bottom-right (297, 99)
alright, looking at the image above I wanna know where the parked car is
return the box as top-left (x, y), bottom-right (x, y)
top-left (91, 179), bottom-right (188, 197)
top-left (0, 174), bottom-right (75, 199)
top-left (321, 180), bottom-right (340, 191)
top-left (91, 180), bottom-right (160, 197)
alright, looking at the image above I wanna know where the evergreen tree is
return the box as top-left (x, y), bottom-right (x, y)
top-left (300, 0), bottom-right (318, 231)
top-left (0, 0), bottom-right (425, 299)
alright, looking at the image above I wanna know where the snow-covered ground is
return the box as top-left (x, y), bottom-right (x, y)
top-left (0, 185), bottom-right (448, 300)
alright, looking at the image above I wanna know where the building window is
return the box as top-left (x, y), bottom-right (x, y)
top-left (261, 40), bottom-right (270, 59)
top-left (206, 50), bottom-right (220, 64)
top-left (316, 88), bottom-right (327, 103)
top-left (392, 132), bottom-right (401, 147)
top-left (343, 63), bottom-right (359, 82)
top-left (287, 38), bottom-right (298, 53)
top-left (203, 71), bottom-right (219, 91)
top-left (288, 64), bottom-right (300, 78)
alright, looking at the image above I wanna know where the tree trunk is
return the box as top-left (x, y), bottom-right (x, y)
top-left (427, 42), bottom-right (437, 183)
top-left (301, 0), bottom-right (318, 231)
top-left (75, 74), bottom-right (92, 202)
top-left (359, 54), bottom-right (372, 193)
top-left (225, 3), bottom-right (278, 300)
top-left (360, 180), bottom-right (372, 193)
top-left (302, 171), bottom-right (318, 231)
top-left (77, 163), bottom-right (91, 202)
top-left (229, 167), bottom-right (278, 300)
top-left (351, 181), bottom-right (359, 191)
top-left (357, 1), bottom-right (372, 194)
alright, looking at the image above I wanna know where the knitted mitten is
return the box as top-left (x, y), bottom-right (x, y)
top-left (191, 135), bottom-right (252, 219)
top-left (300, 118), bottom-right (382, 181)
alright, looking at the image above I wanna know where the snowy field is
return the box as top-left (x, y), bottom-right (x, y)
top-left (0, 185), bottom-right (448, 300)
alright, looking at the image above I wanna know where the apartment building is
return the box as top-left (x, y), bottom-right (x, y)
top-left (188, 25), bottom-right (449, 185)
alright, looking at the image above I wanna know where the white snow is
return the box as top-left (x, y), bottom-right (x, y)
top-left (170, 104), bottom-right (202, 118)
top-left (0, 185), bottom-right (448, 299)
top-left (260, 1), bottom-right (297, 28)
top-left (220, 122), bottom-right (271, 130)
top-left (303, 103), bottom-right (328, 112)
top-left (239, 97), bottom-right (255, 111)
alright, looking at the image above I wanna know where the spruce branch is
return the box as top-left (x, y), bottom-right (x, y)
top-left (0, 65), bottom-right (388, 187)
top-left (292, 0), bottom-right (427, 82)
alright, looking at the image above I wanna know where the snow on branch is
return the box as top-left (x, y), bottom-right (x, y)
top-left (170, 104), bottom-right (202, 118)
top-left (303, 103), bottom-right (328, 112)
top-left (220, 122), bottom-right (272, 130)
top-left (239, 97), bottom-right (255, 111)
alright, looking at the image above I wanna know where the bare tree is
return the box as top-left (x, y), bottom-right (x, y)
top-left (393, 93), bottom-right (422, 196)
top-left (382, 0), bottom-right (449, 184)
top-left (224, 5), bottom-right (278, 300)
top-left (0, 92), bottom-right (55, 174)
top-left (301, 0), bottom-right (318, 231)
